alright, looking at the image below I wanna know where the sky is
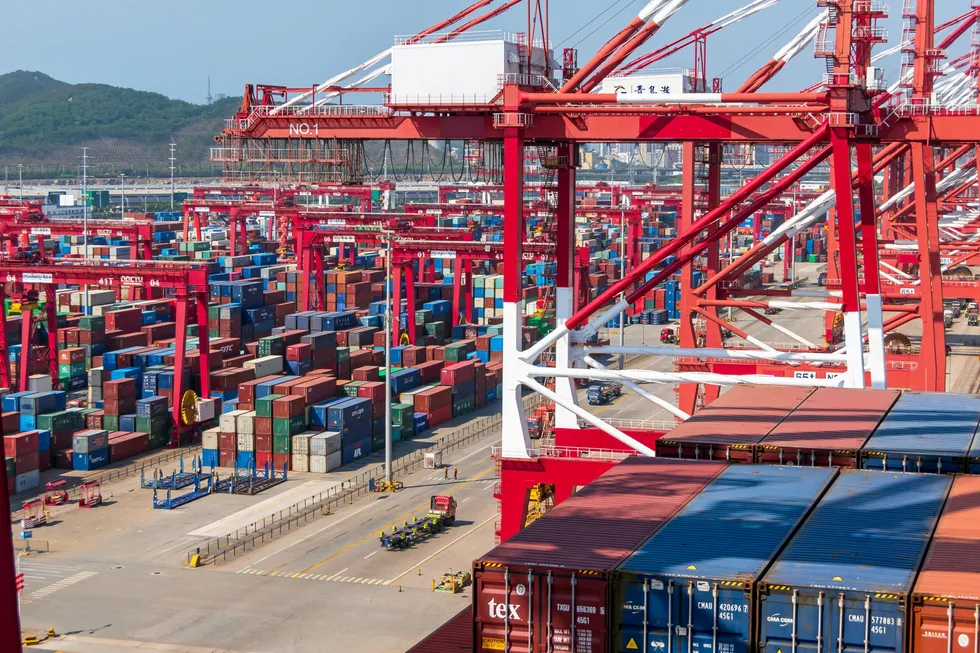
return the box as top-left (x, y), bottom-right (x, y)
top-left (0, 0), bottom-right (971, 103)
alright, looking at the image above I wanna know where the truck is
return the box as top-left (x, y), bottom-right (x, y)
top-left (379, 495), bottom-right (457, 550)
top-left (586, 382), bottom-right (623, 405)
top-left (944, 309), bottom-right (954, 328)
top-left (969, 303), bottom-right (979, 327)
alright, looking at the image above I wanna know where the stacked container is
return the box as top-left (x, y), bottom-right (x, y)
top-left (758, 471), bottom-right (952, 653)
top-left (72, 429), bottom-right (110, 471)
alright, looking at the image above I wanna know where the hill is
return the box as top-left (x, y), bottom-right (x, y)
top-left (0, 71), bottom-right (239, 177)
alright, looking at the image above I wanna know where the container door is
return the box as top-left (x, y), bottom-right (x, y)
top-left (913, 603), bottom-right (980, 653)
top-left (759, 589), bottom-right (829, 653)
top-left (474, 568), bottom-right (532, 653)
top-left (680, 582), bottom-right (752, 653)
top-left (547, 574), bottom-right (609, 653)
top-left (616, 576), bottom-right (674, 653)
top-left (829, 593), bottom-right (905, 653)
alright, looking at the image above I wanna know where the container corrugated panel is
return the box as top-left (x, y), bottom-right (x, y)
top-left (656, 386), bottom-right (814, 462)
top-left (406, 606), bottom-right (472, 653)
top-left (614, 465), bottom-right (838, 653)
top-left (759, 470), bottom-right (952, 653)
top-left (862, 392), bottom-right (980, 474)
top-left (757, 387), bottom-right (899, 467)
top-left (910, 475), bottom-right (980, 653)
top-left (473, 458), bottom-right (728, 653)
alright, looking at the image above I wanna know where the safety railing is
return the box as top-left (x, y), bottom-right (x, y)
top-left (493, 445), bottom-right (634, 461)
top-left (188, 395), bottom-right (542, 566)
top-left (603, 418), bottom-right (677, 432)
top-left (10, 445), bottom-right (202, 522)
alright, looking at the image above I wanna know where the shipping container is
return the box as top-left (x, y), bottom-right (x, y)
top-left (655, 386), bottom-right (813, 462)
top-left (757, 388), bottom-right (899, 467)
top-left (910, 475), bottom-right (980, 653)
top-left (759, 471), bottom-right (952, 653)
top-left (613, 466), bottom-right (837, 653)
top-left (406, 606), bottom-right (473, 653)
top-left (862, 392), bottom-right (980, 474)
top-left (473, 458), bottom-right (728, 653)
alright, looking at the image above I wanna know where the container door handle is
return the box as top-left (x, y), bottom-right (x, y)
top-left (547, 571), bottom-right (553, 653)
top-left (504, 568), bottom-right (510, 653)
top-left (687, 582), bottom-right (694, 653)
top-left (571, 573), bottom-right (577, 653)
top-left (948, 602), bottom-right (955, 653)
top-left (816, 592), bottom-right (824, 653)
top-left (864, 595), bottom-right (871, 653)
top-left (643, 580), bottom-right (649, 653)
top-left (973, 604), bottom-right (978, 653)
top-left (712, 584), bottom-right (719, 653)
top-left (837, 593), bottom-right (845, 653)
top-left (791, 590), bottom-right (798, 653)
top-left (667, 581), bottom-right (675, 653)
top-left (527, 570), bottom-right (534, 653)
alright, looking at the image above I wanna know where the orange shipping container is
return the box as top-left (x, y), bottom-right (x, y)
top-left (911, 474), bottom-right (980, 653)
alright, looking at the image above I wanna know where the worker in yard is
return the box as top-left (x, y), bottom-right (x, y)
top-left (444, 467), bottom-right (449, 479)
top-left (453, 467), bottom-right (458, 480)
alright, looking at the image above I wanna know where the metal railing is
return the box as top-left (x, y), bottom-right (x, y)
top-left (603, 418), bottom-right (677, 432)
top-left (10, 445), bottom-right (202, 522)
top-left (493, 445), bottom-right (633, 461)
top-left (188, 395), bottom-right (542, 567)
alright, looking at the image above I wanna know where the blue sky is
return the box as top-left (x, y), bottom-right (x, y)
top-left (1, 0), bottom-right (970, 103)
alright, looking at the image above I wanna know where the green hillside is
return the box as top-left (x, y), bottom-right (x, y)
top-left (0, 71), bottom-right (239, 174)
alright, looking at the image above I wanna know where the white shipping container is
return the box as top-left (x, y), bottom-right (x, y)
top-left (237, 432), bottom-right (255, 452)
top-left (202, 427), bottom-right (220, 450)
top-left (309, 454), bottom-right (327, 474)
top-left (87, 387), bottom-right (102, 403)
top-left (87, 367), bottom-right (105, 386)
top-left (27, 375), bottom-right (53, 392)
top-left (219, 409), bottom-right (248, 433)
top-left (391, 37), bottom-right (551, 103)
top-left (224, 255), bottom-right (253, 270)
top-left (15, 469), bottom-right (40, 493)
top-left (292, 432), bottom-right (316, 455)
top-left (195, 398), bottom-right (217, 423)
top-left (325, 450), bottom-right (342, 472)
top-left (291, 453), bottom-right (309, 473)
top-left (88, 290), bottom-right (116, 306)
top-left (309, 431), bottom-right (342, 457)
top-left (238, 411), bottom-right (257, 436)
top-left (245, 355), bottom-right (284, 377)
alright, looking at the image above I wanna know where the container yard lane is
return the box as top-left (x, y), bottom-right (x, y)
top-left (228, 434), bottom-right (499, 589)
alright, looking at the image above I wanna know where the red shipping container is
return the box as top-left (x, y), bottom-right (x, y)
top-left (255, 417), bottom-right (273, 436)
top-left (473, 458), bottom-right (726, 653)
top-left (103, 396), bottom-right (137, 416)
top-left (104, 307), bottom-right (143, 333)
top-left (109, 432), bottom-right (150, 461)
top-left (14, 451), bottom-right (40, 474)
top-left (37, 454), bottom-right (51, 473)
top-left (441, 361), bottom-right (475, 386)
top-left (273, 395), bottom-right (306, 418)
top-left (289, 378), bottom-right (336, 406)
top-left (2, 412), bottom-right (19, 434)
top-left (255, 434), bottom-right (273, 453)
top-left (427, 404), bottom-right (452, 428)
top-left (86, 410), bottom-right (105, 430)
top-left (51, 430), bottom-right (73, 451)
top-left (219, 450), bottom-right (236, 468)
top-left (402, 346), bottom-right (427, 366)
top-left (415, 386), bottom-right (453, 414)
top-left (4, 431), bottom-right (38, 457)
top-left (272, 453), bottom-right (290, 472)
top-left (238, 375), bottom-right (284, 404)
top-left (256, 451), bottom-right (273, 471)
top-left (357, 381), bottom-right (385, 404)
top-left (103, 378), bottom-right (136, 400)
top-left (286, 343), bottom-right (312, 361)
top-left (353, 366), bottom-right (380, 382)
top-left (415, 360), bottom-right (444, 384)
top-left (218, 432), bottom-right (237, 451)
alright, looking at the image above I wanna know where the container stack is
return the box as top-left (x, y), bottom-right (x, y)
top-left (72, 429), bottom-right (110, 471)
top-left (3, 429), bottom-right (41, 493)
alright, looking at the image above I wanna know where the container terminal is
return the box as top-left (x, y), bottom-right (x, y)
top-left (3, 0), bottom-right (980, 651)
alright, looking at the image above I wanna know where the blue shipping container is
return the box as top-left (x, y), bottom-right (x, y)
top-left (202, 449), bottom-right (220, 468)
top-left (341, 434), bottom-right (372, 465)
top-left (327, 398), bottom-right (372, 434)
top-left (73, 448), bottom-right (110, 471)
top-left (310, 398), bottom-right (350, 429)
top-left (861, 391), bottom-right (980, 474)
top-left (236, 451), bottom-right (256, 470)
top-left (759, 471), bottom-right (951, 653)
top-left (614, 466), bottom-right (838, 653)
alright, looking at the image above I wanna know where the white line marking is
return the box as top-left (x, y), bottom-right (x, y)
top-left (364, 550), bottom-right (378, 560)
top-left (325, 568), bottom-right (347, 581)
top-left (242, 499), bottom-right (378, 568)
top-left (461, 497), bottom-right (471, 503)
top-left (449, 443), bottom-right (492, 466)
top-left (388, 514), bottom-right (497, 583)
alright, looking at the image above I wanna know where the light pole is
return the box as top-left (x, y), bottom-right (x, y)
top-left (619, 209), bottom-right (626, 370)
top-left (384, 235), bottom-right (393, 486)
top-left (18, 164), bottom-right (23, 201)
top-left (169, 143), bottom-right (177, 211)
top-left (82, 147), bottom-right (90, 311)
top-left (119, 174), bottom-right (126, 219)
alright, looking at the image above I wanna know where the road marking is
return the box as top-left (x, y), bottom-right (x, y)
top-left (461, 497), bottom-right (471, 503)
top-left (25, 570), bottom-right (98, 602)
top-left (236, 498), bottom-right (378, 571)
top-left (325, 568), bottom-right (347, 581)
top-left (388, 514), bottom-right (497, 584)
top-left (364, 550), bottom-right (378, 559)
top-left (297, 464), bottom-right (495, 575)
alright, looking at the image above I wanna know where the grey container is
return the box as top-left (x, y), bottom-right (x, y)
top-left (310, 431), bottom-right (342, 457)
top-left (73, 429), bottom-right (109, 454)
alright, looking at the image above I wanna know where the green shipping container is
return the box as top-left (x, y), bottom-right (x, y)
top-left (343, 381), bottom-right (364, 398)
top-left (415, 309), bottom-right (433, 326)
top-left (452, 395), bottom-right (475, 418)
top-left (103, 415), bottom-right (119, 432)
top-left (5, 456), bottom-right (14, 478)
top-left (149, 431), bottom-right (171, 450)
top-left (425, 322), bottom-right (445, 340)
top-left (257, 336), bottom-right (285, 357)
top-left (273, 415), bottom-right (306, 437)
top-left (399, 425), bottom-right (415, 440)
top-left (256, 394), bottom-right (284, 418)
top-left (272, 434), bottom-right (291, 454)
top-left (644, 298), bottom-right (657, 311)
top-left (79, 315), bottom-right (105, 331)
top-left (137, 414), bottom-right (170, 435)
top-left (444, 342), bottom-right (470, 362)
top-left (808, 254), bottom-right (818, 263)
top-left (391, 404), bottom-right (414, 427)
top-left (371, 434), bottom-right (386, 452)
top-left (36, 410), bottom-right (77, 433)
top-left (57, 361), bottom-right (87, 378)
top-left (336, 347), bottom-right (350, 362)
